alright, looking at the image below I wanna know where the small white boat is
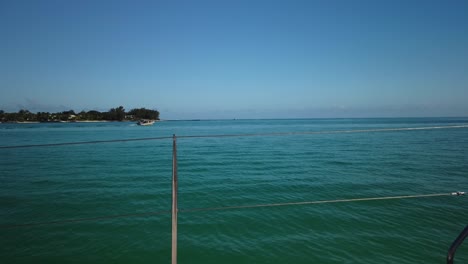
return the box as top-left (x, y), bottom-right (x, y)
top-left (137, 119), bottom-right (155, 126)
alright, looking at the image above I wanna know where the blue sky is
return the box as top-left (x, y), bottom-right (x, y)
top-left (1, 0), bottom-right (467, 119)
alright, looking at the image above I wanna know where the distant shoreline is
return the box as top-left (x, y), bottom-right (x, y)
top-left (0, 107), bottom-right (160, 123)
top-left (0, 120), bottom-right (166, 124)
top-left (2, 120), bottom-right (137, 124)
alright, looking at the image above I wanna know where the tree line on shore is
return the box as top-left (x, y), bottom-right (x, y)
top-left (0, 106), bottom-right (159, 122)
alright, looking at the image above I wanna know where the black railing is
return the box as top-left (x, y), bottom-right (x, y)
top-left (447, 225), bottom-right (468, 264)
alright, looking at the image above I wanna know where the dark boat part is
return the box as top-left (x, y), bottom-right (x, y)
top-left (447, 225), bottom-right (468, 264)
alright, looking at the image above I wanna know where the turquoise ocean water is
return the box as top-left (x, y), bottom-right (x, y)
top-left (1, 118), bottom-right (468, 263)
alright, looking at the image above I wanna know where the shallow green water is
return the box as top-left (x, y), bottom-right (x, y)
top-left (1, 118), bottom-right (468, 263)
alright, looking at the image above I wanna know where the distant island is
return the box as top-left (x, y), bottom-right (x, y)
top-left (0, 106), bottom-right (159, 123)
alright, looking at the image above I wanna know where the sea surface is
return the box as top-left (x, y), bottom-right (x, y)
top-left (1, 118), bottom-right (468, 264)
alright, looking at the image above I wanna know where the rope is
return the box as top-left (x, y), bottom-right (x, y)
top-left (0, 210), bottom-right (170, 229)
top-left (1, 192), bottom-right (463, 229)
top-left (0, 136), bottom-right (173, 149)
top-left (180, 193), bottom-right (460, 213)
top-left (178, 125), bottom-right (468, 139)
top-left (1, 124), bottom-right (467, 149)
